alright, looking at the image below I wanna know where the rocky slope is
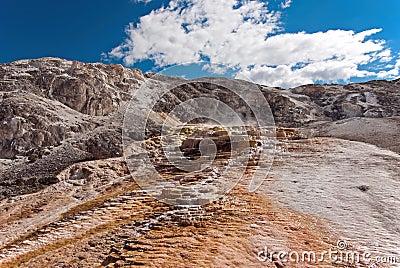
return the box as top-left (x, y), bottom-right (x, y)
top-left (2, 58), bottom-right (399, 156)
top-left (1, 58), bottom-right (399, 160)
top-left (0, 58), bottom-right (144, 198)
top-left (0, 58), bottom-right (399, 267)
top-left (1, 58), bottom-right (399, 199)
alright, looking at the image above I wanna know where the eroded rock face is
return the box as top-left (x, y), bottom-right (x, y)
top-left (0, 91), bottom-right (95, 158)
top-left (0, 58), bottom-right (144, 116)
top-left (0, 58), bottom-right (145, 159)
top-left (0, 58), bottom-right (145, 198)
top-left (291, 80), bottom-right (400, 120)
top-left (261, 88), bottom-right (326, 126)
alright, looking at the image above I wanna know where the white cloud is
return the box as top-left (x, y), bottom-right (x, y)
top-left (109, 0), bottom-right (400, 88)
top-left (110, 0), bottom-right (281, 66)
top-left (281, 0), bottom-right (292, 9)
top-left (235, 29), bottom-right (393, 88)
top-left (376, 54), bottom-right (400, 78)
top-left (236, 60), bottom-right (374, 89)
top-left (132, 0), bottom-right (153, 4)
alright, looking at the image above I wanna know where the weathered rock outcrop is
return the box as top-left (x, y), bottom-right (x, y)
top-left (0, 58), bottom-right (145, 160)
top-left (0, 58), bottom-right (145, 198)
top-left (0, 58), bottom-right (143, 115)
top-left (291, 81), bottom-right (400, 120)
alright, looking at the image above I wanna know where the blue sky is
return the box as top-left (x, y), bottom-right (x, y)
top-left (1, 0), bottom-right (399, 88)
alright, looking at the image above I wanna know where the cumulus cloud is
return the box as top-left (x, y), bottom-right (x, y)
top-left (132, 0), bottom-right (153, 4)
top-left (235, 29), bottom-right (393, 87)
top-left (108, 0), bottom-right (399, 88)
top-left (376, 55), bottom-right (400, 78)
top-left (281, 0), bottom-right (292, 9)
top-left (110, 0), bottom-right (281, 66)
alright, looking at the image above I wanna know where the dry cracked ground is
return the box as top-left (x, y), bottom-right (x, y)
top-left (0, 58), bottom-right (399, 267)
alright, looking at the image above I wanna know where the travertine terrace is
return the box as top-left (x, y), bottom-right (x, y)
top-left (0, 58), bottom-right (399, 267)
